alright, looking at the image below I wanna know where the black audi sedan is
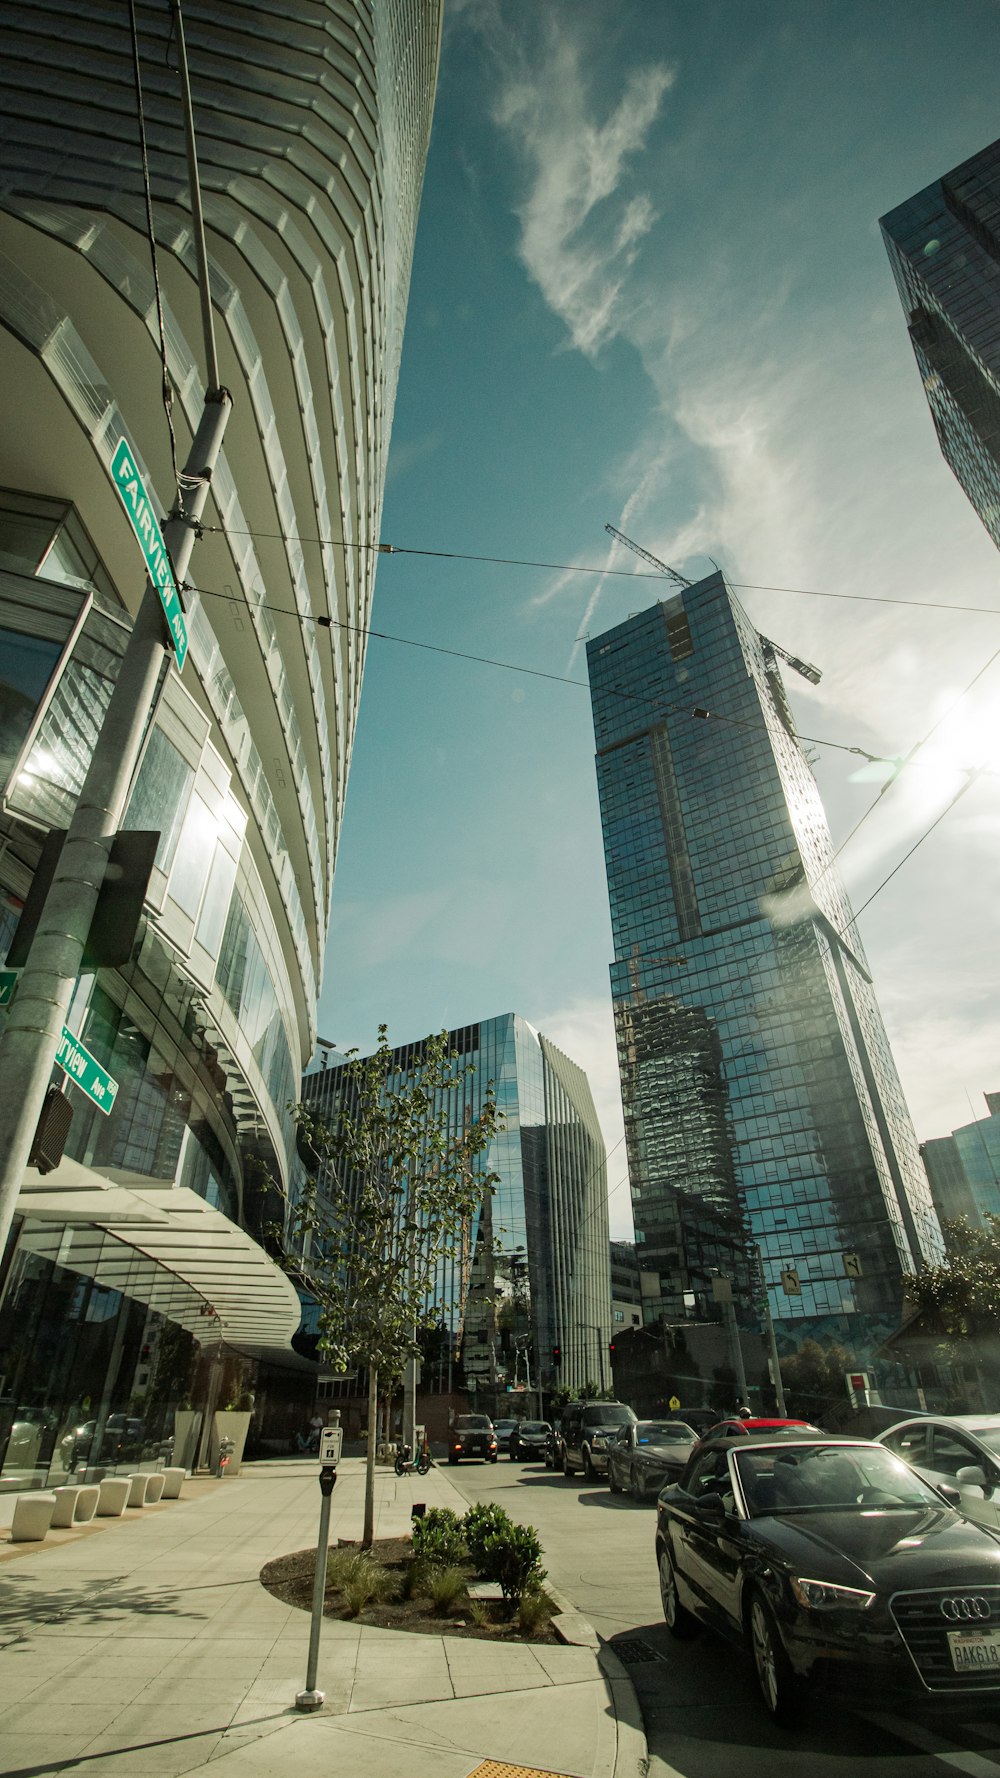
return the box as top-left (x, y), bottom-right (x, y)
top-left (655, 1432), bottom-right (1000, 1725)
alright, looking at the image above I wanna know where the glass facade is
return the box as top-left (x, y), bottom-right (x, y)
top-left (587, 576), bottom-right (943, 1356)
top-left (301, 1014), bottom-right (612, 1393)
top-left (881, 137), bottom-right (1000, 549)
top-left (922, 1094), bottom-right (1000, 1229)
top-left (0, 3), bottom-right (442, 1485)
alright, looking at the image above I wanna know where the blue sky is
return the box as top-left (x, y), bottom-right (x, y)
top-left (319, 1), bottom-right (1000, 1236)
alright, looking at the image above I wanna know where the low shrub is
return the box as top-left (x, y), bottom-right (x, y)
top-left (516, 1585), bottom-right (551, 1636)
top-left (411, 1506), bottom-right (467, 1568)
top-left (479, 1520), bottom-right (546, 1607)
top-left (462, 1500), bottom-right (513, 1572)
top-left (327, 1548), bottom-right (393, 1617)
top-left (427, 1564), bottom-right (468, 1615)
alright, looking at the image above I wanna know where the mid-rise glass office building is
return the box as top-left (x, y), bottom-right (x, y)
top-left (587, 575), bottom-right (943, 1357)
top-left (302, 1014), bottom-right (612, 1394)
top-left (881, 137), bottom-right (1000, 550)
top-left (922, 1092), bottom-right (1000, 1230)
top-left (0, 1), bottom-right (441, 1488)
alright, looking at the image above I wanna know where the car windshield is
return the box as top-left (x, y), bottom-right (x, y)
top-left (736, 1443), bottom-right (944, 1514)
top-left (638, 1421), bottom-right (693, 1443)
top-left (457, 1416), bottom-right (491, 1430)
top-left (521, 1422), bottom-right (548, 1434)
top-left (583, 1406), bottom-right (633, 1427)
top-left (972, 1427), bottom-right (1000, 1455)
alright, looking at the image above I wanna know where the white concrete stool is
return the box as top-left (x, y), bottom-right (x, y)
top-left (125, 1474), bottom-right (152, 1507)
top-left (160, 1467), bottom-right (186, 1499)
top-left (96, 1477), bottom-right (130, 1516)
top-left (50, 1486), bottom-right (84, 1528)
top-left (11, 1493), bottom-right (56, 1542)
top-left (73, 1485), bottom-right (100, 1524)
top-left (143, 1473), bottom-right (165, 1503)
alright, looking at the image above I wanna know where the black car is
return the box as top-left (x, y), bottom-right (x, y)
top-left (448, 1414), bottom-right (498, 1464)
top-left (655, 1433), bottom-right (1000, 1724)
top-left (510, 1420), bottom-right (551, 1461)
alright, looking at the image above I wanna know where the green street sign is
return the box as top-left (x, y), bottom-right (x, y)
top-left (0, 969), bottom-right (18, 1007)
top-left (56, 1026), bottom-right (119, 1116)
top-left (110, 435), bottom-right (188, 671)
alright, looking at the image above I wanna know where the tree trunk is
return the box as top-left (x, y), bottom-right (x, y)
top-left (363, 1363), bottom-right (378, 1550)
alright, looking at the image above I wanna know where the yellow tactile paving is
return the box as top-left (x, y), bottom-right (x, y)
top-left (468, 1764), bottom-right (577, 1778)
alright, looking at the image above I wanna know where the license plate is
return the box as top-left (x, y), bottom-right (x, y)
top-left (948, 1629), bottom-right (1000, 1673)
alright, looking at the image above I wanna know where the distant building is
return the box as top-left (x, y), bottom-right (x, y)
top-left (586, 573), bottom-right (943, 1360)
top-left (921, 1093), bottom-right (1000, 1229)
top-left (881, 138), bottom-right (1000, 549)
top-left (302, 1014), bottom-right (612, 1395)
top-left (610, 1239), bottom-right (642, 1331)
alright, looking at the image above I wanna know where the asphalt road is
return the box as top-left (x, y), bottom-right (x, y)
top-left (444, 1452), bottom-right (1000, 1778)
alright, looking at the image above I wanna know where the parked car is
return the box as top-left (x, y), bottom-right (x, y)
top-left (877, 1415), bottom-right (1000, 1530)
top-left (607, 1419), bottom-right (697, 1499)
top-left (655, 1430), bottom-right (1000, 1724)
top-left (559, 1401), bottom-right (637, 1478)
top-left (510, 1420), bottom-right (551, 1461)
top-left (492, 1417), bottom-right (520, 1454)
top-left (695, 1416), bottom-right (822, 1449)
top-left (448, 1414), bottom-right (498, 1464)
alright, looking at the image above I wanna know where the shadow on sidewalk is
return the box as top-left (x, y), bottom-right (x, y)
top-left (0, 1571), bottom-right (203, 1635)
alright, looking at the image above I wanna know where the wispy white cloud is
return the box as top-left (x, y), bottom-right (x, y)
top-left (491, 25), bottom-right (672, 358)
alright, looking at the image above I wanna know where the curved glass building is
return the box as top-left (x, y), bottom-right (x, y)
top-left (0, 0), bottom-right (441, 1488)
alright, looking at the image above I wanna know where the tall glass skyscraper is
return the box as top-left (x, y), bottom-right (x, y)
top-left (881, 137), bottom-right (1000, 550)
top-left (302, 1014), bottom-right (612, 1394)
top-left (587, 574), bottom-right (943, 1354)
top-left (0, 2), bottom-right (440, 1488)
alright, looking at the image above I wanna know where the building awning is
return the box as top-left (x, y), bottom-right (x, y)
top-left (18, 1157), bottom-right (308, 1366)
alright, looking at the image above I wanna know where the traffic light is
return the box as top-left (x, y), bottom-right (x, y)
top-left (552, 1344), bottom-right (561, 1368)
top-left (608, 1340), bottom-right (616, 1360)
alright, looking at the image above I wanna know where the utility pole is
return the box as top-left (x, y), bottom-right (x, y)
top-left (751, 1243), bottom-right (788, 1415)
top-left (0, 0), bottom-right (231, 1258)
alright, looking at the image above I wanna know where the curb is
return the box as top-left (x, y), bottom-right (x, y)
top-left (429, 1467), bottom-right (650, 1778)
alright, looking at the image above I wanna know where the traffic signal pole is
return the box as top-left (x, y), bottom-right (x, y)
top-left (0, 390), bottom-right (232, 1259)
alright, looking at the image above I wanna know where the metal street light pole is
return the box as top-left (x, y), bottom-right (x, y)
top-left (751, 1243), bottom-right (788, 1415)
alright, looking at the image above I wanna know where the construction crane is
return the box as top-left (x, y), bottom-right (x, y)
top-left (605, 522), bottom-right (822, 686)
top-left (604, 523), bottom-right (692, 591)
top-left (759, 636), bottom-right (823, 686)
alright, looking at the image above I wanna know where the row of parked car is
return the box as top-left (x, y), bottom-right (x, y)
top-left (451, 1401), bottom-right (1000, 1725)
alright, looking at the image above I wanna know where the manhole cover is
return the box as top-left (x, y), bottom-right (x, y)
top-left (613, 1637), bottom-right (665, 1664)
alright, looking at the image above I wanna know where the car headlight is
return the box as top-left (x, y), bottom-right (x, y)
top-left (789, 1577), bottom-right (875, 1612)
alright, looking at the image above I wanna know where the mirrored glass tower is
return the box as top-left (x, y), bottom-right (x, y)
top-left (587, 573), bottom-right (943, 1356)
top-left (881, 136), bottom-right (1000, 550)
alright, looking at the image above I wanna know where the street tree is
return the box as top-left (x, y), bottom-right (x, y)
top-left (283, 1027), bottom-right (500, 1546)
top-left (902, 1216), bottom-right (1000, 1402)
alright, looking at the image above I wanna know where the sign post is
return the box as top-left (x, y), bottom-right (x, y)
top-left (296, 1412), bottom-right (342, 1712)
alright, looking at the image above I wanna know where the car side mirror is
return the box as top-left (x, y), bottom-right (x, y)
top-left (698, 1490), bottom-right (727, 1519)
top-left (956, 1464), bottom-right (989, 1493)
top-left (937, 1483), bottom-right (962, 1508)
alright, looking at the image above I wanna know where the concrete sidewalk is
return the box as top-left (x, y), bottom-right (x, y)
top-left (0, 1457), bottom-right (646, 1778)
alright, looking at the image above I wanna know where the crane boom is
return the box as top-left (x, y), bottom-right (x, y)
top-left (760, 636), bottom-right (823, 685)
top-left (604, 523), bottom-right (692, 591)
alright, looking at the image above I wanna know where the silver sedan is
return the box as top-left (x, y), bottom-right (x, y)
top-left (606, 1419), bottom-right (697, 1500)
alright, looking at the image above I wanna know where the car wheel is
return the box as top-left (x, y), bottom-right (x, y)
top-left (448, 1455), bottom-right (458, 1465)
top-left (562, 1451), bottom-right (575, 1477)
top-left (608, 1465), bottom-right (621, 1494)
top-left (489, 1453), bottom-right (498, 1463)
top-left (630, 1466), bottom-right (643, 1501)
top-left (749, 1592), bottom-right (800, 1726)
top-left (658, 1543), bottom-right (697, 1639)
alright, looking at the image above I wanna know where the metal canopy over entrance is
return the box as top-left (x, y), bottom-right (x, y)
top-left (18, 1156), bottom-right (302, 1360)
